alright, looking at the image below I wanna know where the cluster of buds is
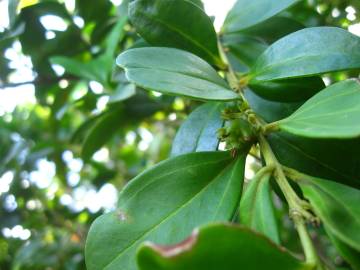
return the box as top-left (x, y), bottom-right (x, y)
top-left (217, 105), bottom-right (257, 152)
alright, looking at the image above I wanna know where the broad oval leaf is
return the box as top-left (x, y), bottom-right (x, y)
top-left (137, 224), bottom-right (310, 270)
top-left (274, 80), bottom-right (360, 139)
top-left (240, 171), bottom-right (280, 244)
top-left (249, 76), bottom-right (325, 102)
top-left (268, 132), bottom-right (360, 189)
top-left (129, 0), bottom-right (223, 67)
top-left (85, 151), bottom-right (246, 270)
top-left (250, 27), bottom-right (360, 83)
top-left (116, 47), bottom-right (239, 101)
top-left (223, 0), bottom-right (299, 33)
top-left (171, 102), bottom-right (224, 157)
top-left (295, 174), bottom-right (360, 251)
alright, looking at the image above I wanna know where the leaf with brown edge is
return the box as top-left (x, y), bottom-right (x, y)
top-left (137, 223), bottom-right (311, 270)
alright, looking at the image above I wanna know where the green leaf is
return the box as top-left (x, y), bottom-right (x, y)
top-left (8, 0), bottom-right (19, 27)
top-left (249, 76), bottom-right (325, 102)
top-left (171, 103), bottom-right (224, 157)
top-left (188, 0), bottom-right (204, 9)
top-left (104, 16), bottom-right (127, 57)
top-left (108, 84), bottom-right (136, 103)
top-left (246, 88), bottom-right (360, 188)
top-left (295, 174), bottom-right (360, 251)
top-left (240, 16), bottom-right (304, 44)
top-left (274, 80), bottom-right (360, 139)
top-left (85, 151), bottom-right (246, 270)
top-left (223, 0), bottom-right (299, 33)
top-left (268, 132), bottom-right (360, 189)
top-left (240, 170), bottom-right (280, 244)
top-left (50, 54), bottom-right (111, 87)
top-left (325, 228), bottom-right (360, 270)
top-left (116, 47), bottom-right (239, 101)
top-left (50, 18), bottom-right (126, 87)
top-left (250, 27), bottom-right (360, 83)
top-left (129, 0), bottom-right (223, 67)
top-left (244, 89), bottom-right (302, 123)
top-left (137, 224), bottom-right (309, 270)
top-left (82, 108), bottom-right (123, 161)
top-left (222, 34), bottom-right (267, 69)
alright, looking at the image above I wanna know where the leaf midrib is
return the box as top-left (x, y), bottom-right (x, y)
top-left (125, 66), bottom-right (230, 91)
top-left (288, 87), bottom-right (359, 118)
top-left (252, 52), bottom-right (360, 81)
top-left (105, 162), bottom-right (234, 269)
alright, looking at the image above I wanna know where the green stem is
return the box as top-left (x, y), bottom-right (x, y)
top-left (252, 165), bottom-right (275, 182)
top-left (218, 40), bottom-right (241, 92)
top-left (294, 216), bottom-right (321, 268)
top-left (263, 121), bottom-right (281, 134)
top-left (258, 134), bottom-right (323, 267)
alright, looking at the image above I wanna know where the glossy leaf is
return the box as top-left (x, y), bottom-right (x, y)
top-left (223, 0), bottom-right (299, 33)
top-left (129, 0), bottom-right (223, 67)
top-left (85, 151), bottom-right (246, 270)
top-left (240, 171), bottom-right (280, 244)
top-left (222, 34), bottom-right (267, 69)
top-left (249, 76), bottom-right (325, 102)
top-left (116, 47), bottom-right (239, 101)
top-left (250, 27), bottom-right (360, 83)
top-left (325, 228), bottom-right (360, 270)
top-left (268, 132), bottom-right (360, 188)
top-left (171, 102), bottom-right (224, 157)
top-left (240, 16), bottom-right (304, 44)
top-left (275, 80), bottom-right (360, 139)
top-left (246, 88), bottom-right (360, 188)
top-left (137, 224), bottom-right (309, 270)
top-left (296, 175), bottom-right (360, 251)
top-left (244, 89), bottom-right (302, 123)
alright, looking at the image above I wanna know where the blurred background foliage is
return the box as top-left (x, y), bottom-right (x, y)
top-left (0, 0), bottom-right (359, 269)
